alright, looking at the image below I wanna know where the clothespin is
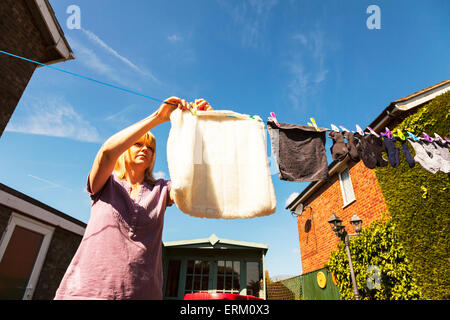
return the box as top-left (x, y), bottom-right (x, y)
top-left (310, 118), bottom-right (320, 132)
top-left (445, 137), bottom-right (450, 143)
top-left (367, 126), bottom-right (380, 137)
top-left (339, 125), bottom-right (349, 132)
top-left (270, 112), bottom-right (280, 127)
top-left (407, 131), bottom-right (419, 141)
top-left (423, 132), bottom-right (433, 142)
top-left (355, 125), bottom-right (365, 135)
top-left (307, 122), bottom-right (313, 127)
top-left (330, 124), bottom-right (340, 132)
top-left (384, 127), bottom-right (393, 139)
top-left (396, 129), bottom-right (405, 140)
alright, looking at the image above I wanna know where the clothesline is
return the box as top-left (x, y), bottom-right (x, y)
top-left (267, 112), bottom-right (450, 143)
top-left (2, 50), bottom-right (448, 145)
top-left (0, 49), bottom-right (179, 107)
top-left (267, 117), bottom-right (450, 183)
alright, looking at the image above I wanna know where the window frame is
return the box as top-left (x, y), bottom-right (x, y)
top-left (0, 212), bottom-right (54, 300)
top-left (338, 167), bottom-right (356, 208)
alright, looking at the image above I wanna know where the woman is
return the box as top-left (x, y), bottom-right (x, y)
top-left (54, 97), bottom-right (212, 300)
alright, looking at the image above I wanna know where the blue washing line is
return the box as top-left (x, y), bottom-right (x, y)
top-left (0, 49), bottom-right (179, 106)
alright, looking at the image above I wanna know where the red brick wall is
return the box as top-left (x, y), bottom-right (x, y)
top-left (297, 160), bottom-right (389, 274)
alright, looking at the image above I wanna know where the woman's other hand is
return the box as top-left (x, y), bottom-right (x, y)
top-left (156, 96), bottom-right (190, 123)
top-left (194, 98), bottom-right (213, 111)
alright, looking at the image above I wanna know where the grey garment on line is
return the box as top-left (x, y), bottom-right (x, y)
top-left (408, 140), bottom-right (442, 174)
top-left (267, 121), bottom-right (329, 182)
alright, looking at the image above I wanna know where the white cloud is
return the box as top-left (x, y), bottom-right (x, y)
top-left (28, 174), bottom-right (72, 192)
top-left (67, 35), bottom-right (126, 85)
top-left (153, 171), bottom-right (166, 179)
top-left (218, 0), bottom-right (278, 48)
top-left (168, 34), bottom-right (182, 43)
top-left (5, 95), bottom-right (101, 143)
top-left (80, 28), bottom-right (160, 84)
top-left (285, 192), bottom-right (300, 208)
top-left (286, 29), bottom-right (330, 109)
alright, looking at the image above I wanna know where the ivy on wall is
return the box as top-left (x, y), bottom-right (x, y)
top-left (327, 217), bottom-right (421, 300)
top-left (374, 91), bottom-right (450, 300)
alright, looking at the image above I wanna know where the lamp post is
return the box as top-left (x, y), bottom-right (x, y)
top-left (328, 213), bottom-right (363, 300)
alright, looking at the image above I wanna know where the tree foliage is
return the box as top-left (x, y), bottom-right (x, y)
top-left (327, 218), bottom-right (422, 300)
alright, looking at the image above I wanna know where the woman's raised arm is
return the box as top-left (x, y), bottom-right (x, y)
top-left (88, 97), bottom-right (189, 194)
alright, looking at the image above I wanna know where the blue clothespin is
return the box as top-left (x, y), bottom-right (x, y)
top-left (407, 131), bottom-right (419, 141)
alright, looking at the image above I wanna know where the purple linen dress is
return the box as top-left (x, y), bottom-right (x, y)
top-left (54, 172), bottom-right (171, 300)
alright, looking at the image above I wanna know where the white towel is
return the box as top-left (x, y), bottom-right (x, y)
top-left (167, 109), bottom-right (277, 219)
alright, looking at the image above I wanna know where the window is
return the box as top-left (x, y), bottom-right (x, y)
top-left (338, 167), bottom-right (356, 207)
top-left (217, 260), bottom-right (240, 294)
top-left (185, 260), bottom-right (210, 294)
top-left (0, 213), bottom-right (54, 300)
top-left (246, 261), bottom-right (261, 297)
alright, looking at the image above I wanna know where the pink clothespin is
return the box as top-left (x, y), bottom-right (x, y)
top-left (270, 112), bottom-right (280, 127)
top-left (367, 126), bottom-right (380, 137)
top-left (383, 127), bottom-right (393, 139)
top-left (339, 125), bottom-right (349, 132)
top-left (423, 132), bottom-right (433, 142)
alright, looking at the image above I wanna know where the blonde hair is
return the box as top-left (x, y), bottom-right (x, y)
top-left (113, 131), bottom-right (157, 184)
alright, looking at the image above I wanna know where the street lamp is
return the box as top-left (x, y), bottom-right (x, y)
top-left (328, 213), bottom-right (363, 300)
top-left (350, 213), bottom-right (362, 235)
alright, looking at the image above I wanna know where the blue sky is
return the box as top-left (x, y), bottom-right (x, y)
top-left (0, 0), bottom-right (449, 278)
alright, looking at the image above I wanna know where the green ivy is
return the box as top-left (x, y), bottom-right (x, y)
top-left (327, 218), bottom-right (422, 300)
top-left (374, 91), bottom-right (450, 299)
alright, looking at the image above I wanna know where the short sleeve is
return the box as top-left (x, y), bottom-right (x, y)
top-left (165, 179), bottom-right (173, 207)
top-left (86, 173), bottom-right (113, 202)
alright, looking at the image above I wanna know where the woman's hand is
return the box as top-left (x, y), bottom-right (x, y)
top-left (193, 98), bottom-right (213, 111)
top-left (156, 97), bottom-right (190, 123)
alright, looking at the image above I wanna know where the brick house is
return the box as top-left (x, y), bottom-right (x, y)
top-left (0, 0), bottom-right (75, 138)
top-left (0, 182), bottom-right (86, 299)
top-left (285, 80), bottom-right (450, 295)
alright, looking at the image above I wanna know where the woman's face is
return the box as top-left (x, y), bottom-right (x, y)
top-left (127, 138), bottom-right (154, 168)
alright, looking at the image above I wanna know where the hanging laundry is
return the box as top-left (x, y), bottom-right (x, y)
top-left (354, 134), bottom-right (388, 169)
top-left (399, 139), bottom-right (415, 168)
top-left (328, 131), bottom-right (349, 161)
top-left (383, 136), bottom-right (400, 168)
top-left (408, 140), bottom-right (445, 174)
top-left (167, 109), bottom-right (276, 219)
top-left (433, 133), bottom-right (450, 163)
top-left (343, 131), bottom-right (360, 161)
top-left (267, 121), bottom-right (329, 182)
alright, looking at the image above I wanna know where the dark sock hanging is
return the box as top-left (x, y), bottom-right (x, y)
top-left (354, 133), bottom-right (378, 169)
top-left (343, 131), bottom-right (360, 161)
top-left (383, 136), bottom-right (400, 168)
top-left (400, 139), bottom-right (415, 168)
top-left (329, 131), bottom-right (349, 161)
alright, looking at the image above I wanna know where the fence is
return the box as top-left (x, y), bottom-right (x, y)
top-left (266, 268), bottom-right (341, 300)
top-left (266, 275), bottom-right (302, 300)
